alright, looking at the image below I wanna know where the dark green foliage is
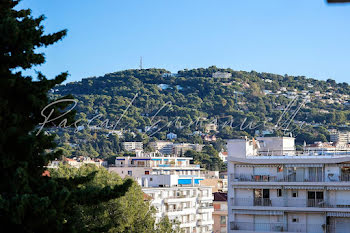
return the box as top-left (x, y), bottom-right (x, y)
top-left (184, 145), bottom-right (226, 171)
top-left (50, 165), bottom-right (179, 233)
top-left (0, 1), bottom-right (132, 232)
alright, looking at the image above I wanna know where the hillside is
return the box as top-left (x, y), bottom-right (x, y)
top-left (49, 66), bottom-right (350, 160)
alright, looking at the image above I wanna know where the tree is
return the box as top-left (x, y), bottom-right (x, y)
top-left (50, 164), bottom-right (179, 233)
top-left (0, 1), bottom-right (132, 232)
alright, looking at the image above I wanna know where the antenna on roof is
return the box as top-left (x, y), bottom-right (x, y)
top-left (139, 56), bottom-right (143, 70)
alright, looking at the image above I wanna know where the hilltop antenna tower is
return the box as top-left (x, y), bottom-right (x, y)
top-left (139, 56), bottom-right (143, 70)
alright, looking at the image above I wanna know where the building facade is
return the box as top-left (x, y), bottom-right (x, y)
top-left (109, 153), bottom-right (214, 232)
top-left (330, 130), bottom-right (350, 145)
top-left (122, 141), bottom-right (143, 151)
top-left (213, 192), bottom-right (228, 233)
top-left (227, 137), bottom-right (350, 233)
top-left (142, 177), bottom-right (214, 233)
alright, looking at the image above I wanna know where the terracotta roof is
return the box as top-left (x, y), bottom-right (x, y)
top-left (143, 193), bottom-right (153, 201)
top-left (213, 192), bottom-right (227, 202)
top-left (64, 157), bottom-right (76, 162)
top-left (42, 170), bottom-right (50, 177)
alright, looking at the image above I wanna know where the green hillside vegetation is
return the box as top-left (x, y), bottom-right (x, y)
top-left (49, 67), bottom-right (350, 167)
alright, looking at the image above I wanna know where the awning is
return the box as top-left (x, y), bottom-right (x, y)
top-left (233, 210), bottom-right (283, 215)
top-left (327, 212), bottom-right (350, 217)
top-left (234, 185), bottom-right (282, 189)
top-left (236, 164), bottom-right (278, 167)
top-left (284, 186), bottom-right (324, 190)
top-left (285, 164), bottom-right (323, 167)
top-left (327, 186), bottom-right (350, 191)
top-left (336, 164), bottom-right (350, 167)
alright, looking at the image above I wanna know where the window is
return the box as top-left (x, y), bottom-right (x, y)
top-left (292, 190), bottom-right (298, 198)
top-left (292, 217), bottom-right (299, 223)
top-left (277, 189), bottom-right (282, 197)
top-left (127, 171), bottom-right (132, 176)
top-left (150, 178), bottom-right (153, 181)
top-left (307, 191), bottom-right (324, 207)
top-left (254, 189), bottom-right (271, 206)
top-left (220, 216), bottom-right (226, 225)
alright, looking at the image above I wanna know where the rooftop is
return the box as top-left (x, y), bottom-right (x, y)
top-left (213, 192), bottom-right (227, 202)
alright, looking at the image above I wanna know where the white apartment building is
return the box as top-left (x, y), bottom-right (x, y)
top-left (142, 176), bottom-right (214, 233)
top-left (212, 72), bottom-right (232, 79)
top-left (227, 136), bottom-right (350, 233)
top-left (149, 141), bottom-right (174, 154)
top-left (173, 143), bottom-right (204, 156)
top-left (109, 153), bottom-right (214, 233)
top-left (330, 130), bottom-right (350, 145)
top-left (109, 155), bottom-right (202, 179)
top-left (122, 141), bottom-right (143, 151)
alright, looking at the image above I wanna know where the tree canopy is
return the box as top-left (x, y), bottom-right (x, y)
top-left (0, 1), bottom-right (132, 232)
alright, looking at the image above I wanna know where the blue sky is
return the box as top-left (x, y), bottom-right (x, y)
top-left (18, 0), bottom-right (350, 83)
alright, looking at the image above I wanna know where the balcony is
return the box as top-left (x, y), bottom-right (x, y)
top-left (155, 164), bottom-right (200, 168)
top-left (232, 198), bottom-right (350, 208)
top-left (197, 206), bottom-right (214, 213)
top-left (166, 207), bottom-right (196, 215)
top-left (114, 164), bottom-right (149, 167)
top-left (230, 222), bottom-right (327, 232)
top-left (198, 195), bottom-right (214, 201)
top-left (197, 219), bottom-right (214, 226)
top-left (233, 173), bottom-right (324, 182)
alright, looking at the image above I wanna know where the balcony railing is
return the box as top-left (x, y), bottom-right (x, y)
top-left (230, 222), bottom-right (330, 232)
top-left (166, 207), bottom-right (195, 212)
top-left (232, 198), bottom-right (350, 208)
top-left (233, 173), bottom-right (325, 182)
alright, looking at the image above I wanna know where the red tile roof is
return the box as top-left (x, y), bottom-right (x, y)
top-left (42, 170), bottom-right (50, 177)
top-left (64, 157), bottom-right (76, 162)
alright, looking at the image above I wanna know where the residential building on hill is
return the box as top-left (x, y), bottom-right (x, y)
top-left (122, 141), bottom-right (143, 152)
top-left (330, 130), bottom-right (350, 145)
top-left (212, 72), bottom-right (232, 78)
top-left (149, 140), bottom-right (174, 154)
top-left (173, 143), bottom-right (204, 156)
top-left (167, 132), bottom-right (178, 140)
top-left (219, 151), bottom-right (228, 163)
top-left (227, 136), bottom-right (350, 232)
top-left (205, 123), bottom-right (218, 133)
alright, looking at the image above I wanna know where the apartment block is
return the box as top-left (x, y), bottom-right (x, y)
top-left (330, 130), bottom-right (350, 145)
top-left (122, 141), bottom-right (143, 151)
top-left (109, 153), bottom-right (214, 232)
top-left (142, 177), bottom-right (214, 233)
top-left (149, 141), bottom-right (174, 154)
top-left (173, 143), bottom-right (204, 156)
top-left (227, 137), bottom-right (350, 233)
